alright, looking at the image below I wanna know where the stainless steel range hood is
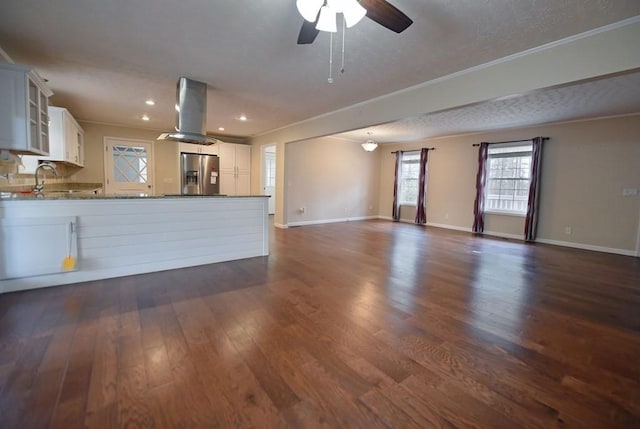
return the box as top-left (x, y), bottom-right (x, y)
top-left (157, 77), bottom-right (218, 145)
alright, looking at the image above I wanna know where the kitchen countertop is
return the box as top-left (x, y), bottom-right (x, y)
top-left (0, 193), bottom-right (269, 200)
top-left (0, 182), bottom-right (103, 193)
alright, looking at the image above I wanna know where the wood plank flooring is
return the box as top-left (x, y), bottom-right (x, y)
top-left (1, 220), bottom-right (639, 428)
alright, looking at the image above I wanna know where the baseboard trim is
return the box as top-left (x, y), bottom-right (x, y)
top-left (483, 230), bottom-right (524, 241)
top-left (274, 223), bottom-right (288, 229)
top-left (426, 222), bottom-right (473, 233)
top-left (381, 218), bottom-right (638, 257)
top-left (288, 216), bottom-right (378, 227)
top-left (377, 216), bottom-right (426, 225)
top-left (535, 238), bottom-right (637, 257)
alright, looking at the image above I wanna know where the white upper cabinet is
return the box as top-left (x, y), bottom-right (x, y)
top-left (0, 63), bottom-right (53, 155)
top-left (41, 107), bottom-right (85, 166)
top-left (178, 142), bottom-right (218, 156)
top-left (19, 106), bottom-right (85, 173)
top-left (219, 142), bottom-right (251, 195)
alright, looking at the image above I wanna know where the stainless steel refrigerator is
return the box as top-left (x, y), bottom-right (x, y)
top-left (180, 152), bottom-right (220, 195)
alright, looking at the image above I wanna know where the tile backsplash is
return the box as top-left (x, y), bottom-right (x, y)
top-left (0, 151), bottom-right (20, 175)
top-left (1, 175), bottom-right (73, 187)
top-left (0, 154), bottom-right (78, 185)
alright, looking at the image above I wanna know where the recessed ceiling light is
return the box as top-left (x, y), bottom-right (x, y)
top-left (141, 114), bottom-right (150, 121)
top-left (145, 99), bottom-right (155, 106)
top-left (218, 127), bottom-right (225, 131)
top-left (239, 114), bottom-right (247, 121)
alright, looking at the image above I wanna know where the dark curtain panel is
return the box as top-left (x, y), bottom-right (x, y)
top-left (472, 142), bottom-right (489, 233)
top-left (392, 151), bottom-right (402, 221)
top-left (524, 137), bottom-right (544, 241)
top-left (415, 148), bottom-right (429, 224)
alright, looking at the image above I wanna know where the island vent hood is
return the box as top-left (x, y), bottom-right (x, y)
top-left (157, 77), bottom-right (218, 145)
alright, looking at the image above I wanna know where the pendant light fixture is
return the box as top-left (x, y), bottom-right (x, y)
top-left (361, 132), bottom-right (378, 152)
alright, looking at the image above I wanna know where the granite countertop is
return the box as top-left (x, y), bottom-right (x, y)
top-left (0, 182), bottom-right (104, 193)
top-left (0, 193), bottom-right (269, 201)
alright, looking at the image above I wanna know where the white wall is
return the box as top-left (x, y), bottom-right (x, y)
top-left (73, 122), bottom-right (179, 195)
top-left (249, 20), bottom-right (640, 235)
top-left (285, 136), bottom-right (380, 226)
top-left (378, 115), bottom-right (640, 254)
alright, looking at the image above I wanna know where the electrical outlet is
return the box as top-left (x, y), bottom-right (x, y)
top-left (564, 226), bottom-right (572, 235)
top-left (444, 213), bottom-right (449, 220)
top-left (298, 207), bottom-right (305, 213)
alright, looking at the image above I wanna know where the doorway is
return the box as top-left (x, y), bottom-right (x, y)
top-left (636, 212), bottom-right (640, 257)
top-left (104, 137), bottom-right (154, 195)
top-left (262, 145), bottom-right (276, 215)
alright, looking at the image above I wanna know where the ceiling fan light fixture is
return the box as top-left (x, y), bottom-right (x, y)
top-left (361, 139), bottom-right (378, 152)
top-left (342, 0), bottom-right (367, 28)
top-left (296, 0), bottom-right (324, 22)
top-left (316, 6), bottom-right (338, 32)
top-left (327, 0), bottom-right (345, 13)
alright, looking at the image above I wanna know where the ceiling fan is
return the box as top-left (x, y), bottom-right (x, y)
top-left (297, 0), bottom-right (413, 44)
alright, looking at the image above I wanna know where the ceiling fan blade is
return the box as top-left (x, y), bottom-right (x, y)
top-left (360, 0), bottom-right (413, 33)
top-left (297, 19), bottom-right (320, 44)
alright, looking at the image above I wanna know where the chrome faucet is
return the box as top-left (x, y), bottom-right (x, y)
top-left (34, 161), bottom-right (58, 195)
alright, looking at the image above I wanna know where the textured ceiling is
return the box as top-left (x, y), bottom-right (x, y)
top-left (336, 71), bottom-right (640, 142)
top-left (0, 1), bottom-right (639, 139)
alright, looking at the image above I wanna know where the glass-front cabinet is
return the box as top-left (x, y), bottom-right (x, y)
top-left (0, 63), bottom-right (53, 155)
top-left (18, 106), bottom-right (86, 174)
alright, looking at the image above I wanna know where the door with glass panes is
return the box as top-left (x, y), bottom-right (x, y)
top-left (104, 137), bottom-right (154, 195)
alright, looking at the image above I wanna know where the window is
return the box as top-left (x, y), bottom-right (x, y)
top-left (112, 145), bottom-right (148, 183)
top-left (485, 143), bottom-right (532, 214)
top-left (399, 151), bottom-right (420, 205)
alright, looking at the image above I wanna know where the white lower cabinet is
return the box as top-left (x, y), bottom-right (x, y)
top-left (219, 142), bottom-right (251, 195)
top-left (0, 216), bottom-right (77, 280)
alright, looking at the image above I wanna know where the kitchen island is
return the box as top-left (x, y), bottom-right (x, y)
top-left (0, 195), bottom-right (269, 293)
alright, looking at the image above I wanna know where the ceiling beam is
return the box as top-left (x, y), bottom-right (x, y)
top-left (251, 17), bottom-right (640, 147)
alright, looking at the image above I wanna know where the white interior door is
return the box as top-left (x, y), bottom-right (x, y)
top-left (104, 137), bottom-right (154, 195)
top-left (263, 146), bottom-right (276, 215)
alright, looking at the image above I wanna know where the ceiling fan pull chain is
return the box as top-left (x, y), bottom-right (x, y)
top-left (328, 31), bottom-right (334, 83)
top-left (341, 15), bottom-right (346, 74)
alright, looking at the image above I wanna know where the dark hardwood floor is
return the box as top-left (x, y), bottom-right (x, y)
top-left (1, 220), bottom-right (639, 428)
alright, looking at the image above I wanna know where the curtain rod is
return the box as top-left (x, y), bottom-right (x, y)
top-left (391, 147), bottom-right (436, 154)
top-left (472, 137), bottom-right (549, 147)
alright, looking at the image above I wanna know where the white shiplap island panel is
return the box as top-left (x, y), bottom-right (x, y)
top-left (0, 196), bottom-right (269, 293)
